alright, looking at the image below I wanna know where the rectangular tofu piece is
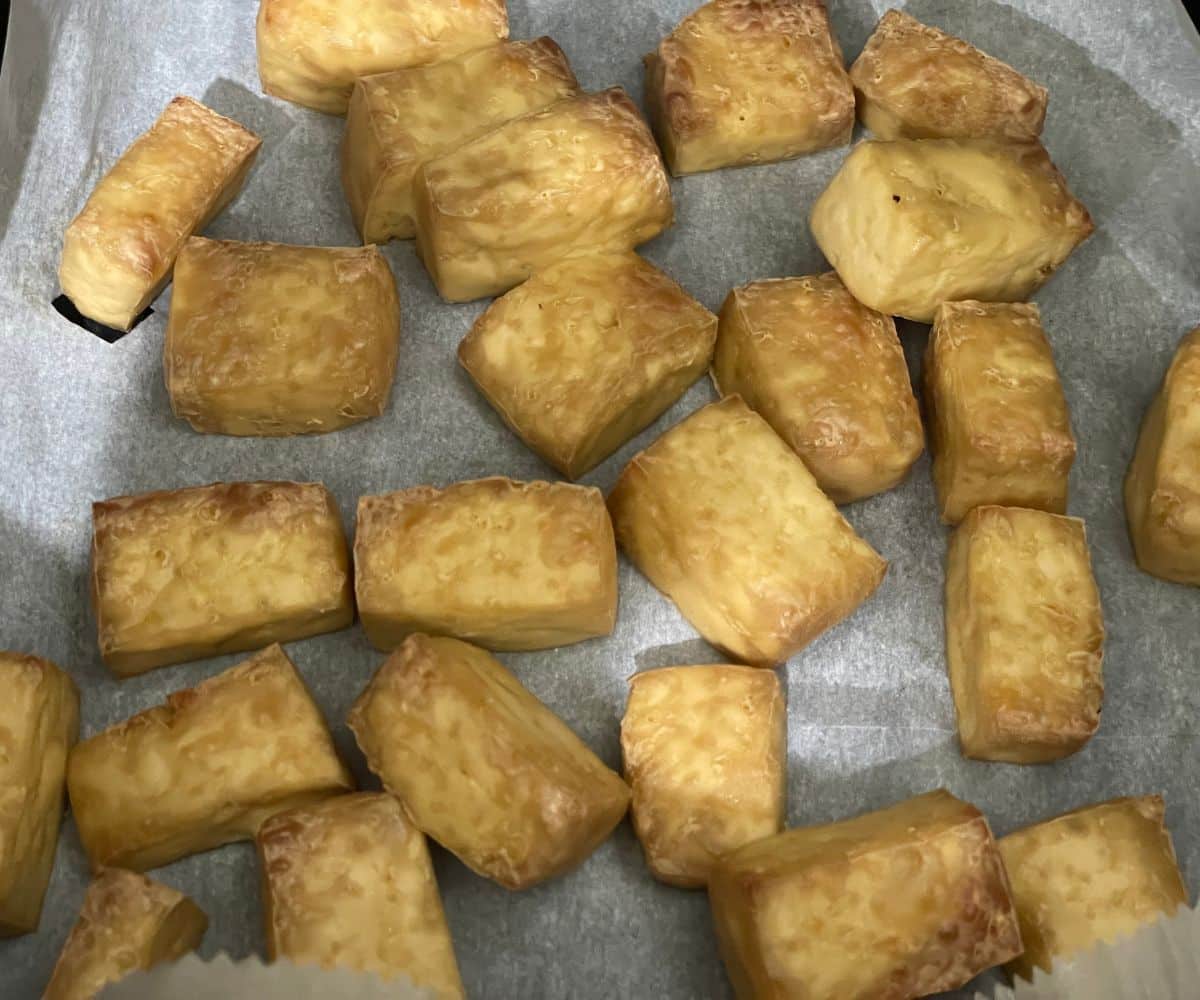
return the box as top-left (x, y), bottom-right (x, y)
top-left (59, 96), bottom-right (261, 331)
top-left (608, 396), bottom-right (886, 667)
top-left (620, 666), bottom-right (785, 888)
top-left (258, 793), bottom-right (463, 998)
top-left (413, 88), bottom-right (673, 302)
top-left (355, 477), bottom-right (617, 651)
top-left (165, 238), bottom-right (401, 436)
top-left (713, 272), bottom-right (923, 503)
top-left (348, 634), bottom-right (630, 889)
top-left (67, 644), bottom-right (352, 872)
top-left (91, 481), bottom-right (353, 675)
top-left (342, 38), bottom-right (579, 243)
top-left (709, 789), bottom-right (1022, 999)
top-left (458, 252), bottom-right (717, 479)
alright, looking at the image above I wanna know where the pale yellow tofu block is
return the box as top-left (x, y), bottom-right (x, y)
top-left (608, 396), bottom-right (887, 667)
top-left (67, 645), bottom-right (352, 872)
top-left (0, 653), bottom-right (79, 937)
top-left (620, 666), bottom-right (785, 889)
top-left (809, 138), bottom-right (1093, 322)
top-left (926, 301), bottom-right (1076, 523)
top-left (413, 88), bottom-right (673, 302)
top-left (59, 96), bottom-right (261, 330)
top-left (458, 253), bottom-right (717, 479)
top-left (644, 0), bottom-right (854, 176)
top-left (713, 272), bottom-right (923, 503)
top-left (946, 506), bottom-right (1104, 764)
top-left (1000, 795), bottom-right (1188, 980)
top-left (709, 789), bottom-right (1023, 1000)
top-left (348, 634), bottom-right (630, 890)
top-left (165, 238), bottom-right (401, 436)
top-left (342, 38), bottom-right (579, 243)
top-left (91, 481), bottom-right (353, 676)
top-left (258, 793), bottom-right (463, 998)
top-left (355, 477), bottom-right (617, 651)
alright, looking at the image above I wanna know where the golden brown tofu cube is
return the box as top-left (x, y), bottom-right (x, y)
top-left (165, 238), bottom-right (401, 436)
top-left (809, 138), bottom-right (1093, 322)
top-left (608, 396), bottom-right (886, 667)
top-left (849, 9), bottom-right (1048, 141)
top-left (945, 506), bottom-right (1104, 764)
top-left (0, 653), bottom-right (79, 937)
top-left (713, 272), bottom-right (923, 503)
top-left (348, 634), bottom-right (630, 890)
top-left (413, 88), bottom-right (673, 302)
top-left (709, 789), bottom-right (1022, 999)
top-left (91, 481), bottom-right (353, 675)
top-left (621, 666), bottom-right (785, 889)
top-left (458, 253), bottom-right (717, 479)
top-left (644, 0), bottom-right (854, 176)
top-left (1125, 326), bottom-right (1200, 585)
top-left (355, 478), bottom-right (617, 651)
top-left (67, 645), bottom-right (352, 872)
top-left (1000, 796), bottom-right (1188, 980)
top-left (258, 793), bottom-right (463, 998)
top-left (59, 96), bottom-right (261, 331)
top-left (342, 38), bottom-right (578, 243)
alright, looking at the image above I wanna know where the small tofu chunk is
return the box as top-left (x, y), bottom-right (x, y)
top-left (67, 645), bottom-right (352, 872)
top-left (59, 96), bottom-right (261, 331)
top-left (348, 634), bottom-right (630, 890)
top-left (458, 253), bottom-right (717, 479)
top-left (713, 272), bottom-right (923, 503)
top-left (91, 481), bottom-right (353, 675)
top-left (809, 138), bottom-right (1093, 322)
top-left (608, 396), bottom-right (886, 667)
top-left (355, 478), bottom-right (617, 651)
top-left (644, 0), bottom-right (854, 175)
top-left (413, 88), bottom-right (673, 302)
top-left (709, 789), bottom-right (1022, 999)
top-left (620, 666), bottom-right (785, 888)
top-left (258, 793), bottom-right (463, 998)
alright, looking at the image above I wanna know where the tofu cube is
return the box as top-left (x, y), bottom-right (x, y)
top-left (620, 666), bottom-right (785, 888)
top-left (608, 396), bottom-right (887, 667)
top-left (458, 252), bottom-right (717, 479)
top-left (708, 789), bottom-right (1022, 999)
top-left (348, 634), bottom-right (630, 890)
top-left (91, 481), bottom-right (353, 675)
top-left (713, 272), bottom-right (923, 503)
top-left (59, 96), bottom-right (261, 331)
top-left (67, 644), bottom-right (352, 872)
top-left (355, 477), bottom-right (617, 651)
top-left (644, 0), bottom-right (854, 176)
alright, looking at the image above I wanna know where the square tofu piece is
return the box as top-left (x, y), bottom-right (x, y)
top-left (713, 272), bottom-right (923, 503)
top-left (355, 477), bottom-right (617, 651)
top-left (413, 88), bottom-right (673, 302)
top-left (59, 96), bottom-right (261, 331)
top-left (67, 644), bottom-right (352, 872)
top-left (0, 653), bottom-right (79, 937)
top-left (458, 253), bottom-right (718, 479)
top-left (258, 794), bottom-right (463, 998)
top-left (608, 396), bottom-right (886, 667)
top-left (620, 666), bottom-right (785, 888)
top-left (342, 38), bottom-right (579, 243)
top-left (946, 506), bottom-right (1104, 764)
top-left (348, 634), bottom-right (630, 889)
top-left (91, 481), bottom-right (353, 675)
top-left (810, 138), bottom-right (1093, 322)
top-left (709, 789), bottom-right (1022, 999)
top-left (165, 238), bottom-right (401, 436)
top-left (999, 795), bottom-right (1188, 979)
top-left (644, 0), bottom-right (854, 176)
top-left (926, 301), bottom-right (1076, 524)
